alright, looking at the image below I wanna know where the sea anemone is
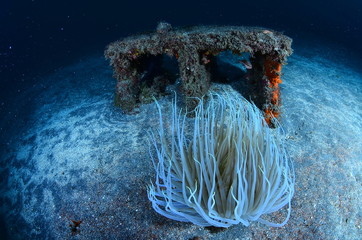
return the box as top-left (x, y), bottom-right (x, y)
top-left (147, 92), bottom-right (295, 228)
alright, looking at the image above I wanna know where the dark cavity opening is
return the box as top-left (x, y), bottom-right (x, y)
top-left (133, 54), bottom-right (179, 103)
top-left (208, 50), bottom-right (253, 101)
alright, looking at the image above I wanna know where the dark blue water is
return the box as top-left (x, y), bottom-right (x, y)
top-left (0, 1), bottom-right (361, 239)
top-left (1, 0), bottom-right (361, 83)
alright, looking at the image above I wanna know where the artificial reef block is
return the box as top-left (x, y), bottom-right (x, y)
top-left (105, 22), bottom-right (293, 124)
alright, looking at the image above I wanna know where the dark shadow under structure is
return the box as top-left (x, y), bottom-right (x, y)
top-left (105, 22), bottom-right (293, 126)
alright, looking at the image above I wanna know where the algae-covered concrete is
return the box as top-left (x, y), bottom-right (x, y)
top-left (105, 23), bottom-right (293, 124)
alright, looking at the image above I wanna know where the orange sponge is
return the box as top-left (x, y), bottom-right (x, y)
top-left (264, 57), bottom-right (282, 126)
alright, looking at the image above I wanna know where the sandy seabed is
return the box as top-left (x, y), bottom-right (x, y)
top-left (0, 42), bottom-right (361, 240)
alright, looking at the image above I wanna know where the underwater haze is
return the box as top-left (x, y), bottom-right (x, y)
top-left (0, 0), bottom-right (361, 239)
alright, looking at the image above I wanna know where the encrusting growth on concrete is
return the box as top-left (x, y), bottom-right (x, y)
top-left (105, 22), bottom-right (292, 126)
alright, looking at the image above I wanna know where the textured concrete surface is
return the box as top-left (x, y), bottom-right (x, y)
top-left (105, 24), bottom-right (292, 114)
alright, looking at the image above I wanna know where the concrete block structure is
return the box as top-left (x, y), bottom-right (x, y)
top-left (105, 22), bottom-right (293, 125)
